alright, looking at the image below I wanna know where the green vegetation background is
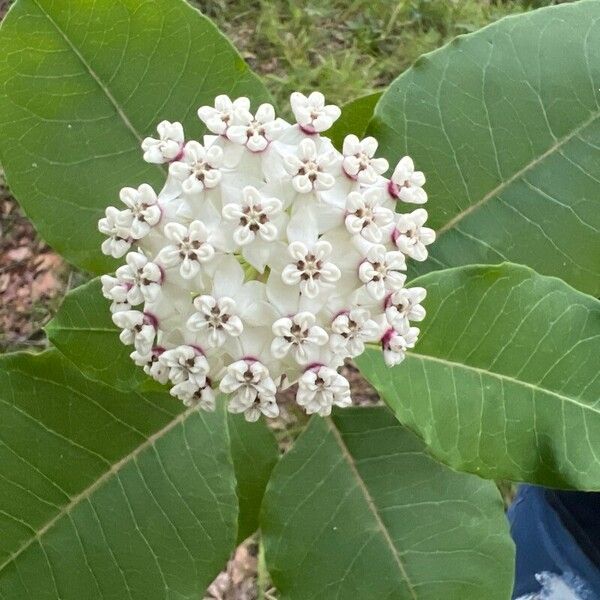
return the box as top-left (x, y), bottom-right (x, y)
top-left (193, 0), bottom-right (569, 113)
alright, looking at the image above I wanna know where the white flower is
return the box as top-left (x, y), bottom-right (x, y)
top-left (283, 138), bottom-right (339, 193)
top-left (222, 186), bottom-right (283, 246)
top-left (290, 91), bottom-right (341, 133)
top-left (159, 345), bottom-right (210, 386)
top-left (112, 310), bottom-right (157, 355)
top-left (382, 324), bottom-right (420, 367)
top-left (385, 287), bottom-right (427, 330)
top-left (271, 312), bottom-right (328, 364)
top-left (281, 239), bottom-right (341, 298)
top-left (100, 274), bottom-right (120, 299)
top-left (98, 206), bottom-right (132, 258)
top-left (157, 221), bottom-right (215, 279)
top-left (130, 348), bottom-right (170, 384)
top-left (226, 103), bottom-right (285, 152)
top-left (169, 141), bottom-right (223, 195)
top-left (188, 295), bottom-right (243, 346)
top-left (170, 379), bottom-right (216, 411)
top-left (119, 184), bottom-right (161, 240)
top-left (358, 245), bottom-right (406, 300)
top-left (342, 135), bottom-right (389, 184)
top-left (330, 308), bottom-right (379, 358)
top-left (388, 156), bottom-right (427, 204)
top-left (115, 252), bottom-right (163, 305)
top-left (198, 95), bottom-right (251, 135)
top-left (220, 359), bottom-right (279, 422)
top-left (186, 256), bottom-right (273, 348)
top-left (345, 188), bottom-right (394, 243)
top-left (393, 208), bottom-right (436, 262)
top-left (147, 352), bottom-right (170, 384)
top-left (296, 366), bottom-right (351, 416)
top-left (141, 120), bottom-right (184, 164)
top-left (98, 91), bottom-right (434, 421)
top-left (100, 275), bottom-right (131, 313)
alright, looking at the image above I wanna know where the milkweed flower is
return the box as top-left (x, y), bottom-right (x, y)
top-left (98, 92), bottom-right (435, 420)
top-left (141, 120), bottom-right (184, 164)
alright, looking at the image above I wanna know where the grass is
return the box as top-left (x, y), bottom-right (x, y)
top-left (193, 0), bottom-right (567, 114)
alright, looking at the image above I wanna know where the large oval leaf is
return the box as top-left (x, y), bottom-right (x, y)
top-left (369, 0), bottom-right (600, 295)
top-left (356, 263), bottom-right (600, 489)
top-left (0, 0), bottom-right (270, 273)
top-left (261, 407), bottom-right (514, 600)
top-left (46, 278), bottom-right (280, 541)
top-left (0, 350), bottom-right (238, 598)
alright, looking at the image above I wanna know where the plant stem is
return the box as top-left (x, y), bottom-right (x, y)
top-left (256, 534), bottom-right (270, 600)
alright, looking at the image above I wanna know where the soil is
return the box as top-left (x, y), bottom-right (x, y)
top-left (0, 173), bottom-right (69, 351)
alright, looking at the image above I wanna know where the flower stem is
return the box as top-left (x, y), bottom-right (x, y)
top-left (257, 535), bottom-right (271, 600)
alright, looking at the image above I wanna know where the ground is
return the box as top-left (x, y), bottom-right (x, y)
top-left (0, 0), bottom-right (557, 597)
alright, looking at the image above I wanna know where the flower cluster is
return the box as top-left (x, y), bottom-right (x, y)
top-left (99, 92), bottom-right (434, 421)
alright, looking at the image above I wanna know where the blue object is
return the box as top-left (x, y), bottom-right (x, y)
top-left (508, 485), bottom-right (600, 599)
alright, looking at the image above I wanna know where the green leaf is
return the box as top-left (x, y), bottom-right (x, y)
top-left (369, 1), bottom-right (600, 295)
top-left (46, 278), bottom-right (145, 391)
top-left (356, 263), bottom-right (600, 489)
top-left (228, 416), bottom-right (279, 543)
top-left (328, 92), bottom-right (381, 149)
top-left (0, 0), bottom-right (270, 273)
top-left (47, 279), bottom-right (279, 540)
top-left (0, 349), bottom-right (238, 598)
top-left (261, 407), bottom-right (514, 600)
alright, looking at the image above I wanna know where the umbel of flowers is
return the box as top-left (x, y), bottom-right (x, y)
top-left (98, 92), bottom-right (435, 421)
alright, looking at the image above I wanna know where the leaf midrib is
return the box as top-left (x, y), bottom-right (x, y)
top-left (404, 352), bottom-right (598, 413)
top-left (47, 325), bottom-right (118, 334)
top-left (0, 406), bottom-right (195, 575)
top-left (31, 0), bottom-right (166, 176)
top-left (435, 106), bottom-right (600, 237)
top-left (326, 418), bottom-right (419, 600)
